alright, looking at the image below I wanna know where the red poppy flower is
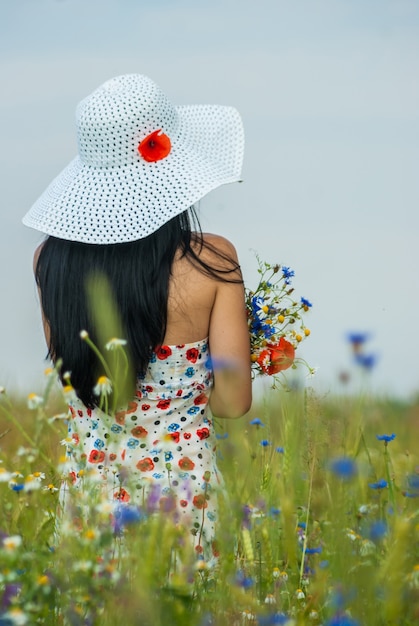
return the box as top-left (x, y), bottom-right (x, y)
top-left (178, 457), bottom-right (195, 471)
top-left (194, 393), bottom-right (208, 406)
top-left (88, 450), bottom-right (105, 464)
top-left (114, 488), bottom-right (130, 503)
top-left (157, 399), bottom-right (171, 410)
top-left (197, 427), bottom-right (210, 440)
top-left (131, 425), bottom-right (148, 438)
top-left (186, 347), bottom-right (199, 363)
top-left (257, 338), bottom-right (295, 374)
top-left (192, 494), bottom-right (207, 509)
top-left (155, 345), bottom-right (172, 360)
top-left (136, 457), bottom-right (155, 472)
top-left (138, 129), bottom-right (171, 163)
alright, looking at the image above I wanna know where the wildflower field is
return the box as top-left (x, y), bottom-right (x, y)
top-left (1, 380), bottom-right (419, 625)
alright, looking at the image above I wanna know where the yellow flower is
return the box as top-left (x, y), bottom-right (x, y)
top-left (296, 334), bottom-right (302, 342)
top-left (38, 574), bottom-right (50, 586)
top-left (262, 305), bottom-right (269, 314)
top-left (277, 315), bottom-right (285, 323)
top-left (250, 354), bottom-right (258, 363)
top-left (304, 328), bottom-right (311, 336)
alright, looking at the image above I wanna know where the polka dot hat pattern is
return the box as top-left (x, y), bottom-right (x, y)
top-left (22, 74), bottom-right (244, 244)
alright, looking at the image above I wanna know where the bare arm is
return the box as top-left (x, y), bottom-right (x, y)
top-left (206, 236), bottom-right (252, 419)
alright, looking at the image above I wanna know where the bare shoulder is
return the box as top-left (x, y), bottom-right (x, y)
top-left (201, 233), bottom-right (239, 259)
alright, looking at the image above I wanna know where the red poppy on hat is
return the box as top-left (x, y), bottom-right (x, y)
top-left (138, 129), bottom-right (171, 162)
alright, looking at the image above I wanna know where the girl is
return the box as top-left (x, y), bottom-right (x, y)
top-left (23, 74), bottom-right (252, 558)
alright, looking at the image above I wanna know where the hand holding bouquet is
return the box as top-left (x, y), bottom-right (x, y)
top-left (246, 256), bottom-right (314, 383)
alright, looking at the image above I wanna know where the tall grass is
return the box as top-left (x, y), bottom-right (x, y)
top-left (1, 379), bottom-right (419, 625)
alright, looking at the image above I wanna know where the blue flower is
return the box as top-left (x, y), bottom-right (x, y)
top-left (126, 438), bottom-right (139, 449)
top-left (368, 479), bottom-right (388, 490)
top-left (301, 297), bottom-right (312, 309)
top-left (114, 504), bottom-right (146, 534)
top-left (376, 433), bottom-right (396, 443)
top-left (10, 483), bottom-right (24, 492)
top-left (250, 418), bottom-right (264, 427)
top-left (355, 353), bottom-right (377, 370)
top-left (304, 546), bottom-right (322, 554)
top-left (167, 423), bottom-right (180, 432)
top-left (369, 520), bottom-right (387, 542)
top-left (260, 440), bottom-right (271, 447)
top-left (347, 332), bottom-right (369, 345)
top-left (329, 457), bottom-right (357, 481)
top-left (282, 266), bottom-right (295, 284)
top-left (94, 438), bottom-right (105, 449)
top-left (235, 570), bottom-right (254, 588)
top-left (276, 447), bottom-right (284, 454)
top-left (184, 367), bottom-right (195, 378)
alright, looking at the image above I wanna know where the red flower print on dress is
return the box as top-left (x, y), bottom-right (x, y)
top-left (77, 410), bottom-right (83, 417)
top-left (183, 432), bottom-right (191, 440)
top-left (115, 410), bottom-right (126, 425)
top-left (88, 450), bottom-right (105, 464)
top-left (176, 389), bottom-right (183, 397)
top-left (169, 432), bottom-right (180, 443)
top-left (141, 403), bottom-right (151, 411)
top-left (72, 433), bottom-right (80, 445)
top-left (257, 337), bottom-right (295, 374)
top-left (131, 425), bottom-right (148, 438)
top-left (178, 457), bottom-right (195, 471)
top-left (126, 401), bottom-right (138, 414)
top-left (186, 347), bottom-right (199, 363)
top-left (155, 345), bottom-right (172, 360)
top-left (109, 453), bottom-right (117, 462)
top-left (193, 494), bottom-right (208, 509)
top-left (114, 488), bottom-right (130, 503)
top-left (197, 428), bottom-right (210, 440)
top-left (136, 457), bottom-right (155, 472)
top-left (194, 393), bottom-right (208, 406)
top-left (157, 399), bottom-right (171, 410)
top-left (145, 385), bottom-right (153, 393)
top-left (180, 499), bottom-right (188, 508)
top-left (87, 408), bottom-right (92, 417)
top-left (138, 129), bottom-right (171, 163)
top-left (69, 406), bottom-right (76, 419)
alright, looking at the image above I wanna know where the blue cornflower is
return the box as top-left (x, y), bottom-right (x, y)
top-left (269, 507), bottom-right (281, 516)
top-left (250, 418), bottom-right (264, 427)
top-left (329, 457), bottom-right (357, 481)
top-left (114, 504), bottom-right (146, 534)
top-left (355, 353), bottom-right (377, 370)
top-left (282, 266), bottom-right (295, 285)
top-left (369, 479), bottom-right (388, 490)
top-left (301, 297), bottom-right (312, 309)
top-left (10, 483), bottom-right (25, 492)
top-left (376, 433), bottom-right (396, 443)
top-left (235, 570), bottom-right (254, 588)
top-left (276, 447), bottom-right (284, 454)
top-left (260, 440), bottom-right (271, 447)
top-left (407, 474), bottom-right (419, 490)
top-left (369, 520), bottom-right (387, 542)
top-left (304, 546), bottom-right (322, 554)
top-left (347, 332), bottom-right (369, 346)
top-left (297, 521), bottom-right (306, 529)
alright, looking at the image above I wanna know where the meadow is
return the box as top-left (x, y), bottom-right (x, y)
top-left (1, 375), bottom-right (418, 625)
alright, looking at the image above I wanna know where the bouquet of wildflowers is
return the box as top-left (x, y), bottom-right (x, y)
top-left (246, 256), bottom-right (314, 382)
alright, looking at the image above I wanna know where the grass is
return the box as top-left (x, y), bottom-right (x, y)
top-left (1, 378), bottom-right (419, 625)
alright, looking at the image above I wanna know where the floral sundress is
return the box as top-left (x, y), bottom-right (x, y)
top-left (61, 338), bottom-right (222, 557)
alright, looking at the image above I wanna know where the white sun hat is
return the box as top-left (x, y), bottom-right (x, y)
top-left (22, 74), bottom-right (244, 244)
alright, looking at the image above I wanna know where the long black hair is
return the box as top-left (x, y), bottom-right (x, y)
top-left (35, 208), bottom-right (242, 408)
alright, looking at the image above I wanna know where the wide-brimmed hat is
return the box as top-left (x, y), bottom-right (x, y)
top-left (22, 74), bottom-right (244, 244)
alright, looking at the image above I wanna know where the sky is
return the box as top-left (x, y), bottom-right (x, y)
top-left (1, 0), bottom-right (418, 399)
